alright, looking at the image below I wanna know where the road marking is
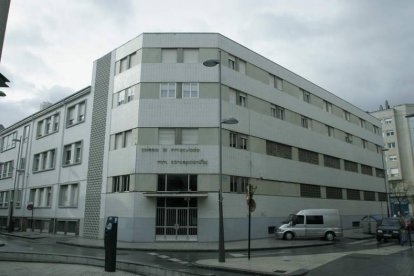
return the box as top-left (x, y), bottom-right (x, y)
top-left (197, 245), bottom-right (412, 275)
top-left (169, 258), bottom-right (182, 262)
top-left (158, 255), bottom-right (170, 259)
top-left (348, 240), bottom-right (370, 245)
top-left (229, 253), bottom-right (245, 257)
top-left (148, 252), bottom-right (158, 256)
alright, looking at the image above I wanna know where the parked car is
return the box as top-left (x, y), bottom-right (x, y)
top-left (376, 217), bottom-right (402, 242)
top-left (276, 209), bottom-right (343, 241)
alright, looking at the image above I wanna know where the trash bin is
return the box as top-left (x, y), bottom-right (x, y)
top-left (104, 216), bottom-right (118, 272)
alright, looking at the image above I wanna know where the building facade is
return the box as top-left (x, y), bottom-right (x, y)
top-left (1, 33), bottom-right (386, 242)
top-left (371, 104), bottom-right (414, 216)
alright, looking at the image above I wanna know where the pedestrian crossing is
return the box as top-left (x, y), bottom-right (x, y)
top-left (147, 252), bottom-right (189, 265)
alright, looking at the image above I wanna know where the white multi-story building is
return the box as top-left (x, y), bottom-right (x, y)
top-left (1, 33), bottom-right (386, 242)
top-left (371, 104), bottom-right (414, 216)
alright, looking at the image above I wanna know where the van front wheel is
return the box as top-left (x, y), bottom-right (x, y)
top-left (284, 232), bottom-right (294, 240)
top-left (325, 232), bottom-right (335, 241)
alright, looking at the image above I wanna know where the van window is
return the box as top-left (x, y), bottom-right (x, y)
top-left (306, 215), bottom-right (324, 224)
top-left (296, 215), bottom-right (304, 224)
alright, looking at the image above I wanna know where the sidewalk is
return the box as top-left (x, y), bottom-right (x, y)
top-left (0, 228), bottom-right (373, 276)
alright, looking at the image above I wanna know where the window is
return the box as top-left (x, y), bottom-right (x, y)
top-left (66, 101), bottom-right (86, 127)
top-left (360, 119), bottom-right (366, 128)
top-left (229, 132), bottom-right (248, 150)
top-left (158, 128), bottom-right (198, 145)
top-left (374, 126), bottom-right (380, 134)
top-left (230, 176), bottom-right (248, 193)
top-left (161, 49), bottom-right (177, 63)
top-left (389, 155), bottom-right (397, 161)
top-left (300, 184), bottom-right (321, 198)
top-left (0, 191), bottom-right (9, 207)
top-left (115, 85), bottom-right (136, 107)
top-left (364, 191), bottom-right (375, 201)
top-left (384, 118), bottom-right (392, 124)
top-left (306, 215), bottom-right (324, 224)
top-left (298, 149), bottom-right (319, 165)
top-left (112, 175), bottom-right (130, 192)
top-left (271, 105), bottom-right (285, 120)
top-left (326, 125), bottom-right (334, 137)
top-left (238, 59), bottom-right (246, 74)
top-left (390, 168), bottom-right (400, 177)
top-left (266, 141), bottom-right (292, 159)
top-left (113, 130), bottom-right (133, 149)
top-left (228, 55), bottom-right (236, 70)
top-left (362, 140), bottom-right (367, 149)
top-left (275, 77), bottom-right (283, 91)
top-left (0, 131), bottom-right (17, 152)
top-left (29, 186), bottom-right (52, 207)
top-left (375, 168), bottom-right (385, 178)
top-left (387, 142), bottom-right (396, 148)
top-left (301, 117), bottom-right (310, 129)
top-left (160, 83), bottom-right (176, 99)
top-left (344, 160), bottom-right (358, 173)
top-left (324, 101), bottom-right (332, 112)
top-left (115, 51), bottom-right (139, 74)
top-left (347, 189), bottom-right (360, 200)
top-left (326, 187), bottom-right (343, 199)
top-left (33, 149), bottom-right (56, 172)
top-left (181, 129), bottom-right (198, 145)
top-left (344, 111), bottom-right (351, 121)
top-left (385, 130), bottom-right (395, 136)
top-left (238, 93), bottom-right (247, 107)
top-left (59, 183), bottom-right (79, 207)
top-left (183, 49), bottom-right (199, 63)
top-left (63, 141), bottom-right (82, 166)
top-left (323, 155), bottom-right (340, 169)
top-left (345, 133), bottom-right (353, 144)
top-left (302, 90), bottom-right (310, 103)
top-left (157, 174), bottom-right (197, 192)
top-left (0, 161), bottom-right (13, 179)
top-left (361, 165), bottom-right (373, 176)
top-left (182, 83), bottom-right (199, 98)
top-left (158, 129), bottom-right (176, 145)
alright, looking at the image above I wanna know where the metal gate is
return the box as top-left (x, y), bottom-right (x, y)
top-left (156, 206), bottom-right (197, 241)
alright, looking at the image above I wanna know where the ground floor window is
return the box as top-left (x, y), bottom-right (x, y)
top-left (157, 174), bottom-right (197, 192)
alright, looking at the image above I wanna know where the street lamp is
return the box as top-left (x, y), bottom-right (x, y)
top-left (7, 137), bottom-right (22, 232)
top-left (204, 52), bottom-right (238, 263)
top-left (381, 148), bottom-right (391, 217)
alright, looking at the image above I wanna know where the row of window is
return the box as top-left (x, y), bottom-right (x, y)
top-left (0, 131), bottom-right (17, 152)
top-left (300, 184), bottom-right (386, 201)
top-left (266, 140), bottom-right (384, 178)
top-left (0, 183), bottom-right (79, 209)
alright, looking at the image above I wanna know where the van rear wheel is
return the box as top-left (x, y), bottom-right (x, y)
top-left (325, 232), bottom-right (335, 241)
top-left (284, 232), bottom-right (294, 240)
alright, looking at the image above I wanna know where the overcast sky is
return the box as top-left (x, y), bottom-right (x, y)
top-left (1, 0), bottom-right (413, 128)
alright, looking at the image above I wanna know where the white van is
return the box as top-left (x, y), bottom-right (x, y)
top-left (276, 209), bottom-right (343, 241)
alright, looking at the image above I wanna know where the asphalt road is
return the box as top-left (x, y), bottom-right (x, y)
top-left (1, 234), bottom-right (413, 276)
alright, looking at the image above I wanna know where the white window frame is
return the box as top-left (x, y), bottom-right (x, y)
top-left (160, 83), bottom-right (176, 99)
top-left (66, 101), bottom-right (86, 127)
top-left (63, 141), bottom-right (83, 166)
top-left (182, 83), bottom-right (199, 99)
top-left (303, 90), bottom-right (310, 103)
top-left (59, 183), bottom-right (79, 208)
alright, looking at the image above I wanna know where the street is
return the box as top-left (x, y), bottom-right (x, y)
top-left (1, 234), bottom-right (414, 275)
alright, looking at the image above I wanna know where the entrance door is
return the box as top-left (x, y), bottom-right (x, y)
top-left (156, 198), bottom-right (197, 241)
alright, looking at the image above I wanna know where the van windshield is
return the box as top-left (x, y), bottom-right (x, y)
top-left (282, 214), bottom-right (295, 224)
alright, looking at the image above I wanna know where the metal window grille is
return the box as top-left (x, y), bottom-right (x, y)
top-left (326, 187), bottom-right (343, 199)
top-left (266, 141), bottom-right (292, 159)
top-left (375, 168), bottom-right (385, 178)
top-left (298, 149), bottom-right (319, 165)
top-left (361, 165), bottom-right (373, 176)
top-left (347, 189), bottom-right (360, 200)
top-left (364, 191), bottom-right (376, 201)
top-left (378, 193), bottom-right (387, 201)
top-left (323, 155), bottom-right (340, 169)
top-left (344, 160), bottom-right (358, 172)
top-left (300, 184), bottom-right (321, 198)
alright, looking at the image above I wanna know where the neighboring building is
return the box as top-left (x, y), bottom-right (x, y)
top-left (0, 33), bottom-right (386, 242)
top-left (371, 104), bottom-right (414, 216)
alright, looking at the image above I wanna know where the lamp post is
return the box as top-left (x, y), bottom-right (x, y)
top-left (7, 137), bottom-right (22, 232)
top-left (203, 52), bottom-right (238, 263)
top-left (381, 148), bottom-right (390, 217)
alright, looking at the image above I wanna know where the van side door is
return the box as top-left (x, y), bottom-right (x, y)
top-left (305, 215), bottom-right (324, 237)
top-left (293, 215), bottom-right (306, 237)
